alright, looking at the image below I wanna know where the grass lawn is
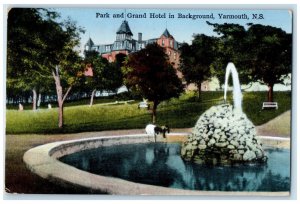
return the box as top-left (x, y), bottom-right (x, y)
top-left (6, 91), bottom-right (291, 134)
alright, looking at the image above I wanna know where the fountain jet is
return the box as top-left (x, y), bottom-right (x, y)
top-left (224, 62), bottom-right (242, 112)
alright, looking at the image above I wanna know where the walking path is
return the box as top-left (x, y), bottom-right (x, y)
top-left (256, 110), bottom-right (291, 137)
top-left (57, 110), bottom-right (291, 139)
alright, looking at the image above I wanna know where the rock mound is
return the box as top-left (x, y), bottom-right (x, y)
top-left (181, 104), bottom-right (267, 165)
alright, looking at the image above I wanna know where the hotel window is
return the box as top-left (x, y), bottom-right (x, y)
top-left (174, 53), bottom-right (176, 60)
top-left (170, 40), bottom-right (173, 47)
top-left (162, 39), bottom-right (165, 46)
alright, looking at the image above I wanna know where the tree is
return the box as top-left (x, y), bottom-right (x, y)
top-left (207, 22), bottom-right (251, 87)
top-left (208, 22), bottom-right (292, 101)
top-left (179, 34), bottom-right (217, 98)
top-left (83, 52), bottom-right (123, 106)
top-left (122, 43), bottom-right (183, 123)
top-left (106, 53), bottom-right (125, 93)
top-left (83, 50), bottom-right (108, 106)
top-left (50, 20), bottom-right (84, 128)
top-left (7, 8), bottom-right (84, 128)
top-left (7, 8), bottom-right (56, 110)
top-left (245, 24), bottom-right (292, 102)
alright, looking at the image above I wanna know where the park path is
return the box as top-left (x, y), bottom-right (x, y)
top-left (106, 110), bottom-right (291, 138)
top-left (256, 110), bottom-right (291, 137)
top-left (58, 110), bottom-right (290, 139)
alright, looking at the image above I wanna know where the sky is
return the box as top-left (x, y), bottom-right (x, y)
top-left (53, 8), bottom-right (292, 55)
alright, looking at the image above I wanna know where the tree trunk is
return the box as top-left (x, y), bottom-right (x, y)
top-left (152, 100), bottom-right (159, 124)
top-left (89, 89), bottom-right (96, 107)
top-left (268, 84), bottom-right (274, 102)
top-left (56, 84), bottom-right (64, 128)
top-left (197, 82), bottom-right (202, 99)
top-left (58, 101), bottom-right (63, 128)
top-left (37, 93), bottom-right (42, 109)
top-left (52, 66), bottom-right (73, 128)
top-left (32, 88), bottom-right (37, 111)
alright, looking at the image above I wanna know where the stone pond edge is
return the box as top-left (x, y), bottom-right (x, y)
top-left (23, 133), bottom-right (290, 196)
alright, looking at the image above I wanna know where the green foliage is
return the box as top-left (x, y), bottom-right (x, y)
top-left (244, 24), bottom-right (292, 86)
top-left (123, 43), bottom-right (183, 103)
top-left (7, 8), bottom-right (84, 101)
top-left (83, 51), bottom-right (110, 91)
top-left (179, 34), bottom-right (217, 95)
top-left (7, 8), bottom-right (85, 127)
top-left (7, 9), bottom-right (52, 97)
top-left (82, 51), bottom-right (123, 97)
top-left (122, 43), bottom-right (184, 123)
top-left (207, 22), bottom-right (292, 102)
top-left (105, 53), bottom-right (124, 93)
top-left (207, 22), bottom-right (251, 86)
top-left (6, 91), bottom-right (291, 134)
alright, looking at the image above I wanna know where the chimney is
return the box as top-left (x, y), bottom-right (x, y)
top-left (138, 32), bottom-right (142, 42)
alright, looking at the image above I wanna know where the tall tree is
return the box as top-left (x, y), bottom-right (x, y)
top-left (122, 43), bottom-right (183, 123)
top-left (179, 34), bottom-right (217, 98)
top-left (7, 8), bottom-right (84, 128)
top-left (208, 22), bottom-right (292, 101)
top-left (50, 19), bottom-right (84, 128)
top-left (7, 8), bottom-right (55, 110)
top-left (207, 22), bottom-right (251, 87)
top-left (84, 51), bottom-right (109, 106)
top-left (245, 24), bottom-right (292, 102)
top-left (83, 51), bottom-right (123, 106)
top-left (106, 53), bottom-right (125, 93)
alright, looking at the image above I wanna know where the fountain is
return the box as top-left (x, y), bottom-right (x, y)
top-left (181, 63), bottom-right (267, 165)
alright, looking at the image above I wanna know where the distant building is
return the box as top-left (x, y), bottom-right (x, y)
top-left (84, 20), bottom-right (182, 75)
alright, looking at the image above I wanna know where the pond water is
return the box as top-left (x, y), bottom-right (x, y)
top-left (59, 142), bottom-right (290, 192)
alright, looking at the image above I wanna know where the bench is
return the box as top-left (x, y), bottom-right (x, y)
top-left (138, 101), bottom-right (150, 109)
top-left (262, 102), bottom-right (278, 110)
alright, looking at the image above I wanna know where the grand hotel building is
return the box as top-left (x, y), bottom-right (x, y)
top-left (84, 20), bottom-right (182, 74)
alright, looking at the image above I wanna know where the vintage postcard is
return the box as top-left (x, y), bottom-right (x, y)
top-left (5, 5), bottom-right (293, 197)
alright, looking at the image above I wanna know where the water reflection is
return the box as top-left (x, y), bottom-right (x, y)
top-left (60, 143), bottom-right (290, 192)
